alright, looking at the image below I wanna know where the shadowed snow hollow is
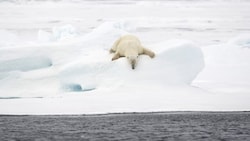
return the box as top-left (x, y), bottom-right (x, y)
top-left (0, 56), bottom-right (52, 72)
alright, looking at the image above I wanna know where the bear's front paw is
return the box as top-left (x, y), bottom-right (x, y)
top-left (109, 49), bottom-right (115, 54)
top-left (112, 57), bottom-right (118, 61)
top-left (150, 53), bottom-right (155, 58)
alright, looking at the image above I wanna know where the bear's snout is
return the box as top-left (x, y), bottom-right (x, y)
top-left (132, 64), bottom-right (135, 69)
top-left (131, 59), bottom-right (136, 70)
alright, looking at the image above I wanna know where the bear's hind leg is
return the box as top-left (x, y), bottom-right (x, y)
top-left (110, 37), bottom-right (121, 53)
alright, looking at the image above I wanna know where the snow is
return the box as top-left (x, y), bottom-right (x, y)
top-left (193, 35), bottom-right (250, 94)
top-left (0, 0), bottom-right (250, 115)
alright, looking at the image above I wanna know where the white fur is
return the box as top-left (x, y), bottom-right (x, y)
top-left (110, 35), bottom-right (155, 69)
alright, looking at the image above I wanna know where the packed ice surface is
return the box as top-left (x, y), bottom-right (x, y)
top-left (0, 0), bottom-right (250, 114)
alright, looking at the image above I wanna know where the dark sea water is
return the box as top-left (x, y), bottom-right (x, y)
top-left (0, 112), bottom-right (250, 141)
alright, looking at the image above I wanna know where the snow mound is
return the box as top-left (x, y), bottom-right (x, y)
top-left (198, 35), bottom-right (250, 65)
top-left (0, 22), bottom-right (204, 98)
top-left (194, 35), bottom-right (250, 93)
top-left (59, 41), bottom-right (204, 92)
top-left (54, 23), bottom-right (204, 91)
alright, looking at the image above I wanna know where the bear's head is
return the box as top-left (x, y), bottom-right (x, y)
top-left (124, 43), bottom-right (140, 69)
top-left (127, 55), bottom-right (139, 69)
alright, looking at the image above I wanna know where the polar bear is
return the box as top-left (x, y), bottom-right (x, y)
top-left (110, 35), bottom-right (155, 69)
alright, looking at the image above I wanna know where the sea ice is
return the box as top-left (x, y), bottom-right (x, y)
top-left (0, 0), bottom-right (250, 114)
